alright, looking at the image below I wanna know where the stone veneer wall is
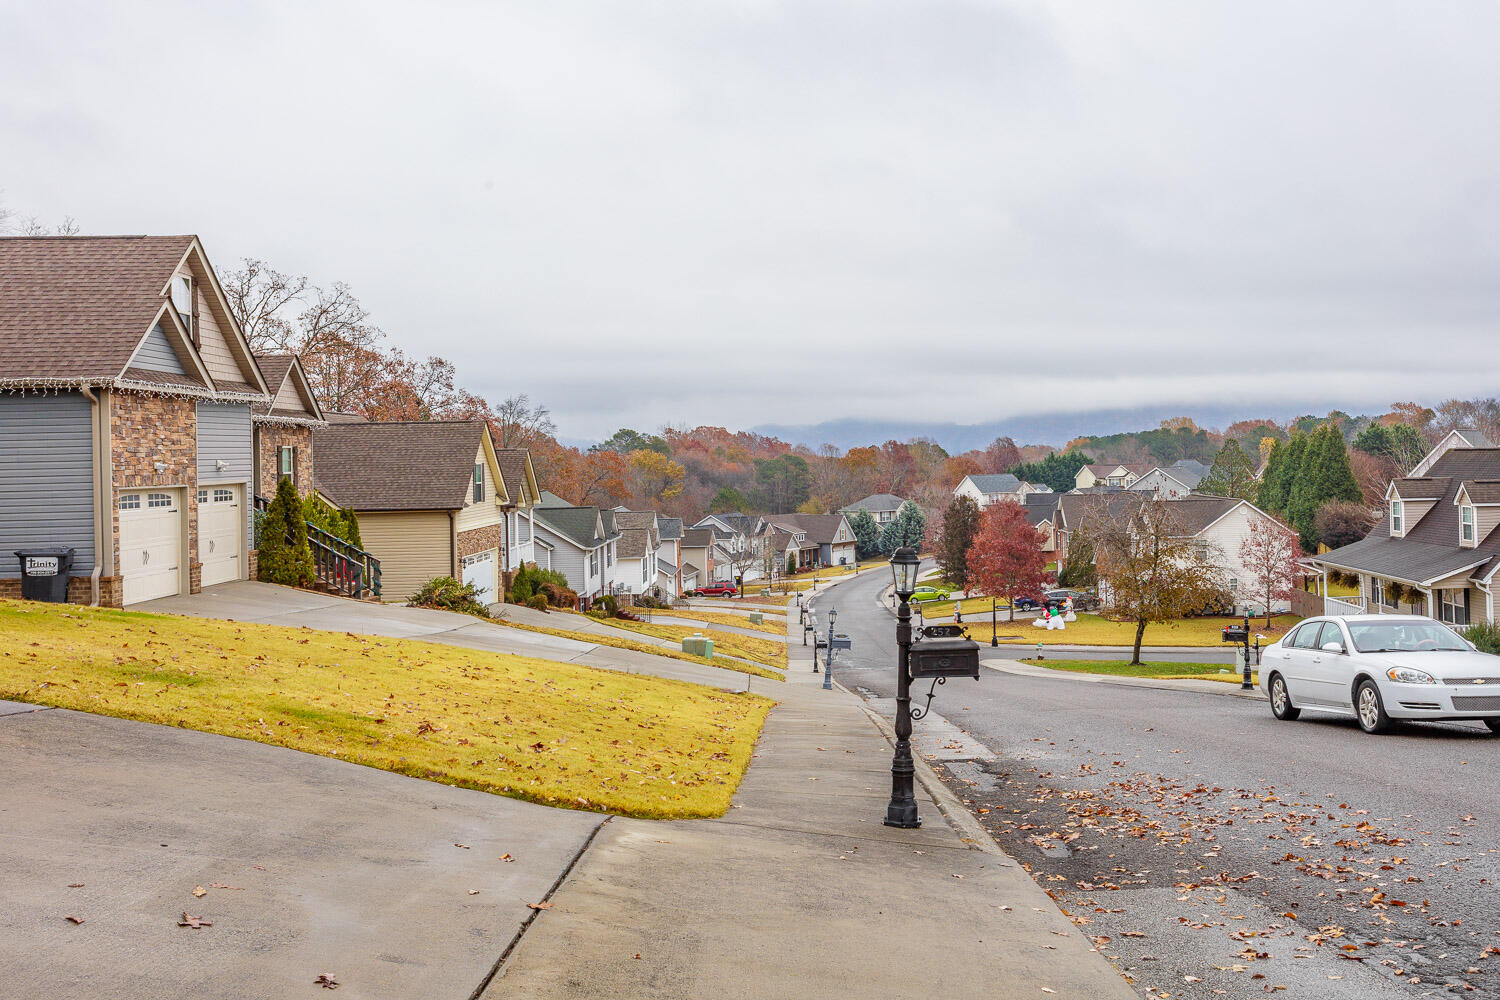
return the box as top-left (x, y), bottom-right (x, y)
top-left (457, 523), bottom-right (503, 560)
top-left (255, 423), bottom-right (314, 498)
top-left (111, 393), bottom-right (200, 606)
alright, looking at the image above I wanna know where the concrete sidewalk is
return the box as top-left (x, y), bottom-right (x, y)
top-left (484, 586), bottom-right (1136, 999)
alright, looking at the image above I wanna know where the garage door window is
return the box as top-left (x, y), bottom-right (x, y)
top-left (120, 494), bottom-right (141, 510)
top-left (148, 493), bottom-right (172, 508)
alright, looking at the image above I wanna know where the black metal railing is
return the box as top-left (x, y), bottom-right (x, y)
top-left (255, 494), bottom-right (381, 599)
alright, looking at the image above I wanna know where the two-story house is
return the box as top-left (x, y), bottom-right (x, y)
top-left (531, 493), bottom-right (619, 606)
top-left (655, 516), bottom-right (684, 595)
top-left (0, 235), bottom-right (272, 606)
top-left (1128, 459), bottom-right (1207, 499)
top-left (611, 510), bottom-right (662, 598)
top-left (494, 448), bottom-right (541, 579)
top-left (839, 493), bottom-right (906, 526)
top-left (1312, 446), bottom-right (1500, 626)
top-left (953, 474), bottom-right (1049, 509)
top-left (1073, 463), bottom-right (1153, 491)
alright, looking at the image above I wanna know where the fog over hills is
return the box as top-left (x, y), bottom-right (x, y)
top-left (753, 401), bottom-right (1370, 453)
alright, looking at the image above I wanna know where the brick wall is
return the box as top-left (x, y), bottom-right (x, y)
top-left (110, 392), bottom-right (199, 599)
top-left (0, 575), bottom-right (121, 607)
top-left (255, 423), bottom-right (314, 498)
top-left (457, 523), bottom-right (503, 559)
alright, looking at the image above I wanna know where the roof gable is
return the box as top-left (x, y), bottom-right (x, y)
top-left (313, 420), bottom-right (493, 511)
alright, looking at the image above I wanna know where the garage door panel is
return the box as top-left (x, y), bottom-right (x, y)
top-left (120, 491), bottom-right (182, 605)
top-left (198, 486), bottom-right (243, 588)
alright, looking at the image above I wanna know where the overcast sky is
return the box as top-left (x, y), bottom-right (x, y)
top-left (4, 1), bottom-right (1498, 443)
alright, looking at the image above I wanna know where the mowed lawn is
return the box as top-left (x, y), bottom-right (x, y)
top-left (599, 620), bottom-right (789, 670)
top-left (0, 600), bottom-right (773, 820)
top-left (639, 608), bottom-right (787, 635)
top-left (1023, 658), bottom-right (1255, 683)
top-left (989, 613), bottom-right (1299, 647)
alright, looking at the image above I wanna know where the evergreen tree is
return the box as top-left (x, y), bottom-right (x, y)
top-left (1199, 439), bottom-right (1258, 500)
top-left (1057, 534), bottom-right (1096, 589)
top-left (935, 495), bottom-right (981, 587)
top-left (880, 500), bottom-right (927, 554)
top-left (1287, 426), bottom-right (1362, 548)
top-left (258, 476), bottom-right (315, 587)
top-left (848, 509), bottom-right (882, 559)
top-left (1257, 434), bottom-right (1307, 516)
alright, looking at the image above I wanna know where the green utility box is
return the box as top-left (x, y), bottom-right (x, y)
top-left (682, 633), bottom-right (715, 658)
top-left (748, 612), bottom-right (763, 625)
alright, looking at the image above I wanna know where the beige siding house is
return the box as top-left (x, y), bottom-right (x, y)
top-left (314, 420), bottom-right (511, 603)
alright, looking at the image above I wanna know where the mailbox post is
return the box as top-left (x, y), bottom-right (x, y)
top-left (1221, 613), bottom-right (1253, 689)
top-left (884, 548), bottom-right (980, 829)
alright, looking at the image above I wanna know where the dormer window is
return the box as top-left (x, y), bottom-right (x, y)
top-left (1390, 500), bottom-right (1403, 535)
top-left (171, 273), bottom-right (193, 337)
top-left (1462, 504), bottom-right (1474, 544)
top-left (473, 462), bottom-right (484, 502)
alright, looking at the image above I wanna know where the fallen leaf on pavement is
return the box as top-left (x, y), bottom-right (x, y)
top-left (177, 912), bottom-right (212, 929)
top-left (499, 854), bottom-right (514, 862)
top-left (527, 901), bottom-right (553, 910)
top-left (67, 883), bottom-right (84, 889)
top-left (314, 973), bottom-right (339, 989)
top-left (192, 886), bottom-right (207, 898)
top-left (468, 889), bottom-right (479, 895)
top-left (65, 915), bottom-right (84, 925)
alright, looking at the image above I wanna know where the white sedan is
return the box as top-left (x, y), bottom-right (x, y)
top-left (1260, 614), bottom-right (1500, 734)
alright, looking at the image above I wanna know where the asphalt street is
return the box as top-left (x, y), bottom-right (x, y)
top-left (812, 567), bottom-right (1500, 1000)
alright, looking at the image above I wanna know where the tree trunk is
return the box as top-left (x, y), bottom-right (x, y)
top-left (1132, 618), bottom-right (1147, 666)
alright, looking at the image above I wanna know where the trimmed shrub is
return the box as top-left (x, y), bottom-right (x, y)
top-left (527, 594), bottom-right (548, 611)
top-left (409, 576), bottom-right (490, 617)
top-left (258, 477), bottom-right (315, 587)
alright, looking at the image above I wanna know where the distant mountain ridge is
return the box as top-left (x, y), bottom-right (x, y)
top-left (751, 401), bottom-right (1368, 453)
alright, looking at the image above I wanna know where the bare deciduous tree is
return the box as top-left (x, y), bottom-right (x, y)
top-left (493, 393), bottom-right (556, 450)
top-left (1072, 497), bottom-right (1225, 665)
top-left (221, 259), bottom-right (307, 352)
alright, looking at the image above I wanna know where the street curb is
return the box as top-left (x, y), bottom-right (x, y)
top-left (983, 657), bottom-right (1268, 700)
top-left (839, 680), bottom-right (1009, 861)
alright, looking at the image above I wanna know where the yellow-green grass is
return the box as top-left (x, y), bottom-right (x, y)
top-left (642, 608), bottom-right (787, 634)
top-left (596, 620), bottom-right (789, 670)
top-left (1022, 657), bottom-right (1253, 682)
top-left (494, 616), bottom-right (784, 681)
top-left (0, 600), bottom-right (773, 819)
top-left (914, 595), bottom-right (1012, 618)
top-left (990, 613), bottom-right (1300, 647)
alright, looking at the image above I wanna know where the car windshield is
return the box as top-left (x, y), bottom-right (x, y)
top-left (1346, 621), bottom-right (1470, 653)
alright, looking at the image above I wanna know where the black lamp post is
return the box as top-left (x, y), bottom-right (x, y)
top-left (823, 607), bottom-right (838, 690)
top-left (885, 546), bottom-right (922, 829)
top-left (991, 597), bottom-right (998, 647)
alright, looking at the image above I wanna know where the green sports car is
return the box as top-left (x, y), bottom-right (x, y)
top-left (912, 584), bottom-right (952, 601)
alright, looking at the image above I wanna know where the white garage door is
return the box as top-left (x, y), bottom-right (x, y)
top-left (119, 490), bottom-right (182, 605)
top-left (461, 549), bottom-right (497, 605)
top-left (198, 485), bottom-right (243, 588)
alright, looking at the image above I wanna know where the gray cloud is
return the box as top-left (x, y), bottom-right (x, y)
top-left (4, 0), bottom-right (1498, 440)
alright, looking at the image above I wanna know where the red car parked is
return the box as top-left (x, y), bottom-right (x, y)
top-left (692, 582), bottom-right (739, 597)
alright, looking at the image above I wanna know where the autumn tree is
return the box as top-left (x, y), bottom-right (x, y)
top-left (936, 494), bottom-right (981, 589)
top-left (1238, 517), bottom-right (1301, 626)
top-left (629, 449), bottom-right (685, 506)
top-left (754, 454), bottom-right (811, 513)
top-left (710, 486), bottom-right (749, 513)
top-left (1314, 500), bottom-right (1376, 550)
top-left (1075, 500), bottom-right (1225, 665)
top-left (966, 502), bottom-right (1049, 621)
top-left (1198, 439), bottom-right (1257, 500)
top-left (492, 394), bottom-right (557, 450)
top-left (983, 436), bottom-right (1023, 473)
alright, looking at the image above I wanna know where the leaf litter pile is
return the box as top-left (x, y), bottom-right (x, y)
top-left (935, 728), bottom-right (1500, 998)
top-left (0, 599), bottom-right (772, 819)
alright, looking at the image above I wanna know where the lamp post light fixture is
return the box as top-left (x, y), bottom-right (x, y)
top-left (885, 546), bottom-right (922, 829)
top-left (823, 608), bottom-right (838, 690)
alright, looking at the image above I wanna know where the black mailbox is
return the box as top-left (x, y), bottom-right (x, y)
top-left (921, 624), bottom-right (967, 639)
top-left (908, 636), bottom-right (980, 679)
top-left (1221, 625), bottom-right (1248, 643)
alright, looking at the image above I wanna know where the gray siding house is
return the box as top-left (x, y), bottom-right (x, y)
top-left (0, 235), bottom-right (271, 606)
top-left (531, 492), bottom-right (619, 607)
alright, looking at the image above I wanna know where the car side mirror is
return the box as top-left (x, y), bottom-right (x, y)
top-left (1321, 641), bottom-right (1345, 654)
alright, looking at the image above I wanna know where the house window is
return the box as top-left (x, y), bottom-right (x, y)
top-left (278, 446), bottom-right (295, 482)
top-left (1441, 589), bottom-right (1470, 625)
top-left (1228, 578), bottom-right (1238, 593)
top-left (1390, 500), bottom-right (1403, 535)
top-left (1462, 505), bottom-right (1474, 543)
top-left (473, 463), bottom-right (484, 502)
top-left (171, 273), bottom-right (193, 335)
top-left (590, 552), bottom-right (600, 577)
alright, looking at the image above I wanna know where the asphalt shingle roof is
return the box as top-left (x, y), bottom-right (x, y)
top-left (841, 493), bottom-right (906, 513)
top-left (494, 449), bottom-right (532, 504)
top-left (533, 506), bottom-right (607, 550)
top-left (314, 420), bottom-right (488, 511)
top-left (657, 517), bottom-right (683, 541)
top-left (965, 473), bottom-right (1023, 493)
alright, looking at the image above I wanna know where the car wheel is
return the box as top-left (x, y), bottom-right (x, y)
top-left (1268, 673), bottom-right (1300, 721)
top-left (1355, 679), bottom-right (1392, 734)
top-left (1484, 719), bottom-right (1500, 734)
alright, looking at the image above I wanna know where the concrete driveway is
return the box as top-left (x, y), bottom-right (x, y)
top-left (0, 701), bottom-right (603, 1000)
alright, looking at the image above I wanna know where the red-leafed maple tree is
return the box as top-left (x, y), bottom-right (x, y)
top-left (966, 501), bottom-right (1049, 621)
